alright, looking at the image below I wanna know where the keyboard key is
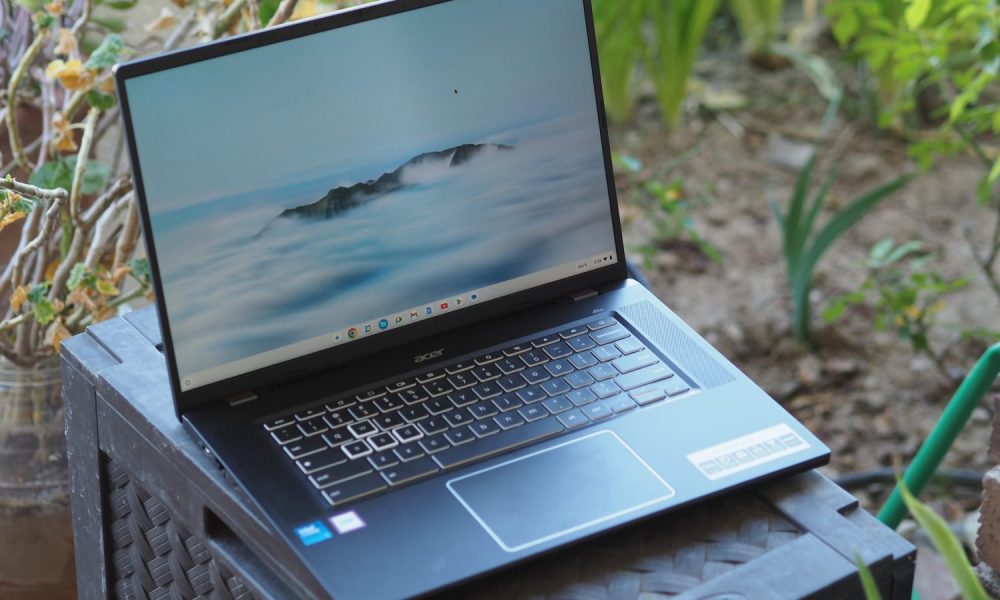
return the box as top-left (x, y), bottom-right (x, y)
top-left (567, 335), bottom-right (597, 352)
top-left (472, 364), bottom-right (502, 382)
top-left (369, 451), bottom-right (399, 470)
top-left (398, 387), bottom-right (428, 405)
top-left (285, 436), bottom-right (328, 459)
top-left (559, 326), bottom-right (589, 338)
top-left (323, 428), bottom-right (352, 447)
top-left (298, 419), bottom-right (329, 438)
top-left (374, 395), bottom-right (404, 412)
top-left (324, 411), bottom-right (350, 429)
top-left (666, 380), bottom-right (691, 396)
top-left (342, 440), bottom-right (372, 460)
top-left (472, 381), bottom-right (503, 400)
top-left (373, 411), bottom-right (405, 430)
top-left (399, 404), bottom-right (430, 423)
top-left (468, 400), bottom-right (499, 419)
top-left (432, 417), bottom-right (565, 469)
top-left (531, 334), bottom-right (560, 347)
top-left (492, 394), bottom-right (522, 412)
top-left (518, 404), bottom-right (547, 422)
top-left (349, 404), bottom-right (378, 420)
top-left (443, 408), bottom-right (474, 428)
top-left (497, 374), bottom-right (526, 392)
top-left (419, 417), bottom-right (449, 435)
top-left (264, 417), bottom-right (294, 431)
top-left (471, 419), bottom-right (501, 438)
top-left (495, 412), bottom-right (526, 430)
top-left (565, 371), bottom-right (596, 389)
top-left (503, 343), bottom-right (532, 356)
top-left (630, 384), bottom-right (667, 405)
top-left (446, 361), bottom-right (475, 374)
top-left (496, 357), bottom-right (525, 374)
top-left (426, 397), bottom-right (453, 415)
top-left (419, 434), bottom-right (450, 454)
top-left (394, 424), bottom-right (424, 443)
top-left (558, 409), bottom-right (588, 430)
top-left (447, 372), bottom-right (476, 390)
top-left (544, 359), bottom-right (573, 377)
top-left (615, 337), bottom-right (645, 355)
top-left (348, 420), bottom-right (378, 439)
top-left (592, 345), bottom-right (622, 362)
top-left (567, 388), bottom-right (597, 407)
top-left (381, 456), bottom-right (439, 486)
top-left (582, 402), bottom-right (613, 422)
top-left (591, 327), bottom-right (630, 346)
top-left (422, 379), bottom-right (452, 398)
top-left (587, 317), bottom-right (617, 330)
top-left (394, 443), bottom-right (426, 462)
top-left (356, 389), bottom-right (385, 402)
top-left (297, 449), bottom-right (346, 474)
top-left (325, 397), bottom-right (355, 411)
top-left (310, 459), bottom-right (374, 489)
top-left (613, 351), bottom-right (657, 374)
top-left (569, 352), bottom-right (598, 369)
top-left (271, 427), bottom-right (302, 445)
top-left (448, 390), bottom-right (478, 407)
top-left (475, 352), bottom-right (504, 365)
top-left (542, 395), bottom-right (573, 415)
top-left (591, 380), bottom-right (621, 399)
top-left (605, 394), bottom-right (637, 414)
top-left (322, 473), bottom-right (387, 506)
top-left (543, 342), bottom-right (573, 359)
top-left (589, 363), bottom-right (618, 381)
top-left (522, 367), bottom-right (550, 385)
top-left (540, 378), bottom-right (571, 396)
top-left (385, 379), bottom-right (416, 393)
top-left (369, 432), bottom-right (398, 451)
top-left (295, 407), bottom-right (326, 422)
top-left (520, 350), bottom-right (549, 367)
top-left (415, 370), bottom-right (446, 383)
top-left (445, 426), bottom-right (476, 446)
top-left (615, 364), bottom-right (674, 391)
top-left (516, 386), bottom-right (546, 404)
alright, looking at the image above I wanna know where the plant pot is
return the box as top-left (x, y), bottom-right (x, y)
top-left (0, 357), bottom-right (77, 599)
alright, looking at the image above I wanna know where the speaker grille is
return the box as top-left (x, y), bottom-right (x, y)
top-left (618, 301), bottom-right (735, 389)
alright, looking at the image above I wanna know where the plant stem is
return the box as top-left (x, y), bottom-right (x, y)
top-left (0, 313), bottom-right (28, 333)
top-left (268, 0), bottom-right (300, 27)
top-left (69, 108), bottom-right (98, 224)
top-left (71, 0), bottom-right (93, 35)
top-left (8, 195), bottom-right (65, 290)
top-left (212, 0), bottom-right (247, 38)
top-left (6, 29), bottom-right (50, 171)
top-left (0, 178), bottom-right (68, 201)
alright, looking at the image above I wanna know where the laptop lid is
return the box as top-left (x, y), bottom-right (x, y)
top-left (116, 0), bottom-right (626, 415)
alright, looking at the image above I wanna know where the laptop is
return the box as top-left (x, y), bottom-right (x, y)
top-left (114, 0), bottom-right (830, 597)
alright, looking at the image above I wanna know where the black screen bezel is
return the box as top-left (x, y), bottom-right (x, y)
top-left (115, 0), bottom-right (627, 415)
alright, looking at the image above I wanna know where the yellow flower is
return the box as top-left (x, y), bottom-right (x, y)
top-left (45, 59), bottom-right (94, 91)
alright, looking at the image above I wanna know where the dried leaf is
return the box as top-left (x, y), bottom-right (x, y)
top-left (45, 59), bottom-right (94, 91)
top-left (67, 287), bottom-right (97, 313)
top-left (96, 279), bottom-right (120, 296)
top-left (44, 0), bottom-right (63, 16)
top-left (54, 27), bottom-right (77, 56)
top-left (145, 7), bottom-right (176, 32)
top-left (292, 0), bottom-right (319, 20)
top-left (45, 318), bottom-right (71, 353)
top-left (44, 259), bottom-right (60, 281)
top-left (99, 77), bottom-right (116, 94)
top-left (111, 265), bottom-right (130, 285)
top-left (0, 211), bottom-right (26, 230)
top-left (51, 112), bottom-right (77, 152)
top-left (11, 285), bottom-right (29, 313)
top-left (171, 0), bottom-right (188, 7)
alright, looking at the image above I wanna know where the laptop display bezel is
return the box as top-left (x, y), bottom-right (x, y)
top-left (115, 0), bottom-right (627, 415)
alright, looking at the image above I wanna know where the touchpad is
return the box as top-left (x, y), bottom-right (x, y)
top-left (447, 430), bottom-right (675, 552)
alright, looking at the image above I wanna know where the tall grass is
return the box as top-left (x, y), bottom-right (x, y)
top-left (729, 0), bottom-right (785, 58)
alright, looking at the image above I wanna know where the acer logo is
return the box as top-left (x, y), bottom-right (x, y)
top-left (414, 348), bottom-right (445, 363)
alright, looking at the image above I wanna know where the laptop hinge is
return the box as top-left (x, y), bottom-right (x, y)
top-left (225, 391), bottom-right (258, 407)
top-left (568, 288), bottom-right (599, 302)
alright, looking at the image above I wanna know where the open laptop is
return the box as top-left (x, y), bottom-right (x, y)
top-left (114, 0), bottom-right (830, 597)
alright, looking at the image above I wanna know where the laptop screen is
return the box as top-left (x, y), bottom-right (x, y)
top-left (124, 0), bottom-right (619, 391)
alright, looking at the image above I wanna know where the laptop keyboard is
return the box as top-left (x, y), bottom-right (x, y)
top-left (262, 317), bottom-right (694, 507)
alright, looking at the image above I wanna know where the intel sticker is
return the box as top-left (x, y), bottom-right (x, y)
top-left (329, 510), bottom-right (366, 535)
top-left (295, 521), bottom-right (333, 546)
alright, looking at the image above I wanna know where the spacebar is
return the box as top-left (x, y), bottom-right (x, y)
top-left (432, 417), bottom-right (565, 469)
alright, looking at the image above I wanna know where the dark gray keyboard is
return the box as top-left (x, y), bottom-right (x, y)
top-left (262, 317), bottom-right (694, 507)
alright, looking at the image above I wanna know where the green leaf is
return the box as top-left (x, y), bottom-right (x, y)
top-left (855, 555), bottom-right (883, 600)
top-left (89, 16), bottom-right (126, 34)
top-left (260, 0), bottom-right (280, 25)
top-left (33, 298), bottom-right (55, 326)
top-left (85, 90), bottom-right (116, 110)
top-left (989, 156), bottom-right (1000, 185)
top-left (98, 0), bottom-right (139, 9)
top-left (832, 8), bottom-right (860, 45)
top-left (899, 482), bottom-right (990, 600)
top-left (85, 34), bottom-right (124, 70)
top-left (11, 196), bottom-right (37, 214)
top-left (904, 0), bottom-right (931, 30)
top-left (67, 263), bottom-right (87, 291)
top-left (27, 283), bottom-right (50, 304)
top-left (29, 160), bottom-right (73, 192)
top-left (129, 257), bottom-right (150, 284)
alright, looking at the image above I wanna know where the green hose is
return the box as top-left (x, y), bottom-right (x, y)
top-left (877, 343), bottom-right (1000, 529)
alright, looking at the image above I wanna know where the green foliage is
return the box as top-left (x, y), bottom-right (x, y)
top-left (823, 240), bottom-right (968, 355)
top-left (728, 0), bottom-right (785, 58)
top-left (855, 555), bottom-right (882, 600)
top-left (899, 482), bottom-right (989, 600)
top-left (128, 257), bottom-right (151, 286)
top-left (26, 282), bottom-right (55, 326)
top-left (260, 0), bottom-right (281, 25)
top-left (29, 156), bottom-right (110, 195)
top-left (592, 0), bottom-right (720, 127)
top-left (85, 90), bottom-right (117, 110)
top-left (617, 154), bottom-right (722, 265)
top-left (770, 154), bottom-right (912, 344)
top-left (85, 34), bottom-right (125, 71)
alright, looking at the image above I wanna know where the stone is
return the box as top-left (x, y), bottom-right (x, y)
top-left (796, 355), bottom-right (823, 387)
